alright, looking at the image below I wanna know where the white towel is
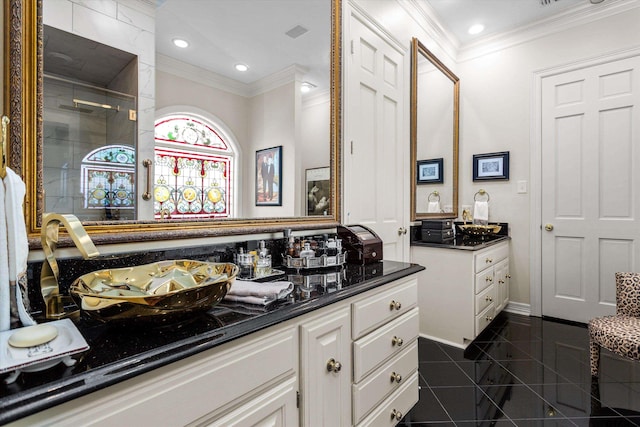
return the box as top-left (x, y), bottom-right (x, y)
top-left (225, 280), bottom-right (293, 306)
top-left (473, 201), bottom-right (489, 225)
top-left (427, 201), bottom-right (441, 213)
top-left (0, 173), bottom-right (9, 331)
top-left (5, 168), bottom-right (35, 327)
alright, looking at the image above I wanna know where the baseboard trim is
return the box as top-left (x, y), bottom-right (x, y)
top-left (504, 302), bottom-right (531, 316)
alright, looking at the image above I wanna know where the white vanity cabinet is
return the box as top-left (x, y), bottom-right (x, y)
top-left (411, 240), bottom-right (509, 348)
top-left (8, 273), bottom-right (420, 427)
top-left (351, 276), bottom-right (419, 426)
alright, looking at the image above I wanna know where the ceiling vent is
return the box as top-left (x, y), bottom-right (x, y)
top-left (285, 25), bottom-right (309, 39)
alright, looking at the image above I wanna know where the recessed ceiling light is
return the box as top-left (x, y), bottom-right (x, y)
top-left (172, 38), bottom-right (189, 48)
top-left (468, 24), bottom-right (485, 35)
top-left (235, 63), bottom-right (249, 72)
top-left (301, 82), bottom-right (316, 93)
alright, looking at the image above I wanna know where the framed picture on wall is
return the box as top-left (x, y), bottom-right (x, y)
top-left (473, 151), bottom-right (510, 181)
top-left (255, 146), bottom-right (282, 206)
top-left (417, 158), bottom-right (444, 184)
top-left (305, 167), bottom-right (330, 216)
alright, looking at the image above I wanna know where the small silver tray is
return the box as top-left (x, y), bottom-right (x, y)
top-left (282, 253), bottom-right (346, 269)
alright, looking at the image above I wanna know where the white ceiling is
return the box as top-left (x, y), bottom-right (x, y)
top-left (423, 0), bottom-right (598, 46)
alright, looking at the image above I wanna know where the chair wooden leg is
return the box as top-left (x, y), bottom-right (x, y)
top-left (590, 339), bottom-right (600, 378)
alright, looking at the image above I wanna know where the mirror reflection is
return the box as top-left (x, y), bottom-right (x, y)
top-left (39, 0), bottom-right (335, 224)
top-left (410, 37), bottom-right (459, 221)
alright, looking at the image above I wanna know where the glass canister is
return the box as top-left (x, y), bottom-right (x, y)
top-left (237, 248), bottom-right (255, 279)
top-left (255, 254), bottom-right (272, 278)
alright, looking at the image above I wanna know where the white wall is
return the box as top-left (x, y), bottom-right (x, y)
top-left (354, 0), bottom-right (640, 308)
top-left (458, 6), bottom-right (640, 305)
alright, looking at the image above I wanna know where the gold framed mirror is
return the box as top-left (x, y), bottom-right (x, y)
top-left (5, 0), bottom-right (342, 246)
top-left (410, 37), bottom-right (459, 221)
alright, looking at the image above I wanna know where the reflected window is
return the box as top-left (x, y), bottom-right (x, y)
top-left (81, 145), bottom-right (136, 220)
top-left (153, 115), bottom-right (235, 219)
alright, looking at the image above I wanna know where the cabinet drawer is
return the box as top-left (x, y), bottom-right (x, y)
top-left (352, 340), bottom-right (418, 424)
top-left (353, 308), bottom-right (419, 382)
top-left (475, 269), bottom-right (495, 294)
top-left (475, 303), bottom-right (496, 336)
top-left (474, 243), bottom-right (509, 273)
top-left (352, 277), bottom-right (417, 340)
top-left (475, 285), bottom-right (495, 315)
top-left (356, 372), bottom-right (419, 427)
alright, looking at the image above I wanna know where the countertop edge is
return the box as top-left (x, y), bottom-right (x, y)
top-left (0, 262), bottom-right (425, 425)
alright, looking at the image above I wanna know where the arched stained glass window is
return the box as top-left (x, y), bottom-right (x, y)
top-left (153, 114), bottom-right (235, 219)
top-left (81, 145), bottom-right (136, 211)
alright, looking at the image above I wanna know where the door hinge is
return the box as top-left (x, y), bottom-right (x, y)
top-left (350, 40), bottom-right (354, 54)
top-left (350, 140), bottom-right (354, 155)
top-left (296, 391), bottom-right (300, 408)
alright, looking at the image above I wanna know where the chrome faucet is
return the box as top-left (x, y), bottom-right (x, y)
top-left (40, 213), bottom-right (100, 319)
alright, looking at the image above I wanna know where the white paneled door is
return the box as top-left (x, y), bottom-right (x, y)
top-left (541, 55), bottom-right (640, 323)
top-left (344, 11), bottom-right (407, 262)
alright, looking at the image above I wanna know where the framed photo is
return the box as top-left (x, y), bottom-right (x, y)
top-left (416, 158), bottom-right (444, 184)
top-left (256, 146), bottom-right (282, 206)
top-left (473, 151), bottom-right (510, 181)
top-left (305, 167), bottom-right (331, 216)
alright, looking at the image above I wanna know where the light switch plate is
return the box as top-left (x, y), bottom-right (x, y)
top-left (517, 180), bottom-right (528, 194)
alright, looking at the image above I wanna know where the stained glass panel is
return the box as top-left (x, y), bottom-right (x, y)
top-left (81, 145), bottom-right (135, 211)
top-left (155, 116), bottom-right (229, 150)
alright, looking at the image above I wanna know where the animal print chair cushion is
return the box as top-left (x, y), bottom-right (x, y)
top-left (589, 315), bottom-right (640, 376)
top-left (615, 272), bottom-right (640, 316)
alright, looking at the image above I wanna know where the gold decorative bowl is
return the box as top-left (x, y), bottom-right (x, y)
top-left (69, 260), bottom-right (238, 323)
top-left (457, 224), bottom-right (502, 237)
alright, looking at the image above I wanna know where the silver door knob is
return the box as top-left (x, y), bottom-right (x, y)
top-left (326, 358), bottom-right (342, 373)
top-left (545, 224), bottom-right (554, 231)
top-left (398, 227), bottom-right (407, 235)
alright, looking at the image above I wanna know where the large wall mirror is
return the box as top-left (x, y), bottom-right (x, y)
top-left (410, 37), bottom-right (459, 221)
top-left (6, 0), bottom-right (341, 245)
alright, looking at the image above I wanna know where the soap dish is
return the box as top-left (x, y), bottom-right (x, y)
top-left (0, 318), bottom-right (89, 384)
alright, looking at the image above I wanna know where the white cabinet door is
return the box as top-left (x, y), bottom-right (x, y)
top-left (299, 306), bottom-right (351, 426)
top-left (343, 8), bottom-right (408, 262)
top-left (204, 377), bottom-right (297, 427)
top-left (494, 258), bottom-right (509, 313)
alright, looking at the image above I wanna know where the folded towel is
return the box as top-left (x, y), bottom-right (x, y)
top-left (4, 168), bottom-right (35, 327)
top-left (0, 174), bottom-right (9, 331)
top-left (224, 280), bottom-right (294, 306)
top-left (473, 201), bottom-right (489, 225)
top-left (427, 201), bottom-right (441, 213)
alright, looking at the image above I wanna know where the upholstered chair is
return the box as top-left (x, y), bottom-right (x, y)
top-left (588, 272), bottom-right (640, 377)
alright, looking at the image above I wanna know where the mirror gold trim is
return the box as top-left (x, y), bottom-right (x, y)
top-left (6, 0), bottom-right (342, 246)
top-left (410, 37), bottom-right (459, 221)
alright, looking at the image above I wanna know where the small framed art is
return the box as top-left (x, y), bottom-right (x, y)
top-left (255, 146), bottom-right (282, 206)
top-left (473, 151), bottom-right (509, 181)
top-left (416, 158), bottom-right (444, 184)
top-left (305, 167), bottom-right (330, 216)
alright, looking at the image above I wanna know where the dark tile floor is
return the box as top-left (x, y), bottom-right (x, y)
top-left (403, 312), bottom-right (640, 426)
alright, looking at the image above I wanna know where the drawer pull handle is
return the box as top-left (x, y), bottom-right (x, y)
top-left (485, 295), bottom-right (493, 302)
top-left (391, 409), bottom-right (403, 421)
top-left (389, 300), bottom-right (402, 311)
top-left (390, 372), bottom-right (402, 383)
top-left (326, 358), bottom-right (342, 373)
top-left (486, 258), bottom-right (493, 263)
top-left (498, 279), bottom-right (504, 284)
top-left (486, 315), bottom-right (493, 322)
top-left (506, 274), bottom-right (511, 279)
top-left (391, 336), bottom-right (404, 347)
top-left (486, 276), bottom-right (493, 283)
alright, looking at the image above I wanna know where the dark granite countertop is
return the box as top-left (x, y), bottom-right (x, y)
top-left (411, 235), bottom-right (511, 251)
top-left (0, 260), bottom-right (423, 425)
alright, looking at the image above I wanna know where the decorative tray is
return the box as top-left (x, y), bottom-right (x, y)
top-left (244, 269), bottom-right (286, 281)
top-left (282, 253), bottom-right (346, 270)
top-left (0, 318), bottom-right (89, 381)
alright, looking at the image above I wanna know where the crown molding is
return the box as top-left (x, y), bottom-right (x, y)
top-left (399, 0), bottom-right (459, 63)
top-left (457, 0), bottom-right (640, 62)
top-left (302, 89), bottom-right (330, 109)
top-left (156, 54), bottom-right (305, 98)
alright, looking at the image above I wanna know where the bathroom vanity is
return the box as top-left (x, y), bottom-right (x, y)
top-left (0, 260), bottom-right (422, 426)
top-left (411, 234), bottom-right (510, 349)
